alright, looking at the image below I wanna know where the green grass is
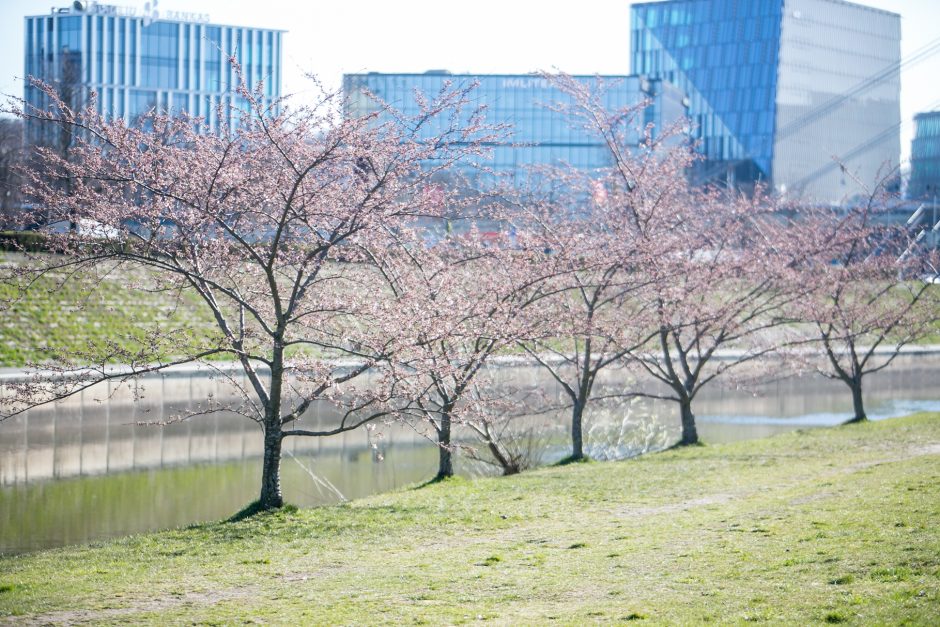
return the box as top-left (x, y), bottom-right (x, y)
top-left (1, 414), bottom-right (938, 624)
top-left (3, 253), bottom-right (936, 367)
top-left (0, 254), bottom-right (360, 368)
top-left (0, 254), bottom-right (222, 367)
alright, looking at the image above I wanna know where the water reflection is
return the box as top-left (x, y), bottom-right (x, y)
top-left (1, 353), bottom-right (938, 554)
top-left (0, 447), bottom-right (439, 555)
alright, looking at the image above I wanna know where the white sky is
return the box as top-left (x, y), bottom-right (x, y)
top-left (1, 0), bottom-right (938, 165)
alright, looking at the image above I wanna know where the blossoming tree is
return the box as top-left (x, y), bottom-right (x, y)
top-left (516, 74), bottom-right (697, 458)
top-left (788, 195), bottom-right (940, 423)
top-left (1, 67), bottom-right (497, 509)
top-left (626, 190), bottom-right (806, 445)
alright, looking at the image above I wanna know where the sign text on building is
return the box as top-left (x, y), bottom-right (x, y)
top-left (72, 2), bottom-right (210, 24)
top-left (501, 78), bottom-right (553, 90)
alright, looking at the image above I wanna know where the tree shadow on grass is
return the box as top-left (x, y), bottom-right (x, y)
top-left (663, 440), bottom-right (707, 452)
top-left (227, 501), bottom-right (298, 523)
top-left (554, 454), bottom-right (593, 467)
top-left (412, 475), bottom-right (467, 490)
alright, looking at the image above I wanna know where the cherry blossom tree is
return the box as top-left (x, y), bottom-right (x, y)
top-left (1, 65), bottom-right (497, 510)
top-left (459, 383), bottom-right (559, 475)
top-left (522, 74), bottom-right (809, 451)
top-left (373, 223), bottom-right (558, 479)
top-left (787, 194), bottom-right (940, 424)
top-left (625, 190), bottom-right (806, 446)
top-left (514, 74), bottom-right (697, 460)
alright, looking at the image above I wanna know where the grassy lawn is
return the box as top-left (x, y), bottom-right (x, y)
top-left (0, 414), bottom-right (938, 624)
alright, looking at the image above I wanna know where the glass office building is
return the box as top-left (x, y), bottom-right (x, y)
top-left (909, 112), bottom-right (940, 201)
top-left (343, 72), bottom-right (688, 190)
top-left (24, 4), bottom-right (283, 144)
top-left (631, 0), bottom-right (901, 203)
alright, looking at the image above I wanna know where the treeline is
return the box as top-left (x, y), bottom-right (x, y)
top-left (1, 69), bottom-right (937, 509)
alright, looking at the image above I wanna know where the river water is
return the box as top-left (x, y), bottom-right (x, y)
top-left (1, 353), bottom-right (939, 555)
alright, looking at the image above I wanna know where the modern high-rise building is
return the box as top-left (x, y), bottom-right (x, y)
top-left (631, 0), bottom-right (901, 203)
top-left (343, 72), bottom-right (688, 190)
top-left (909, 111), bottom-right (940, 202)
top-left (23, 3), bottom-right (283, 144)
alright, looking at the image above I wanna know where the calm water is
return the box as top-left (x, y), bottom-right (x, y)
top-left (1, 354), bottom-right (939, 555)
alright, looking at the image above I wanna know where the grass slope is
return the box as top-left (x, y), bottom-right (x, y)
top-left (1, 415), bottom-right (939, 624)
top-left (0, 254), bottom-right (220, 367)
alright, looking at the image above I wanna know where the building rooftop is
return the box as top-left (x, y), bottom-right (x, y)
top-left (629, 0), bottom-right (899, 20)
top-left (31, 3), bottom-right (287, 32)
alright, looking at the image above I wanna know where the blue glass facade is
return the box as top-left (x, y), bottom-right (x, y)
top-left (909, 112), bottom-right (940, 201)
top-left (632, 0), bottom-right (780, 181)
top-left (343, 72), bottom-right (688, 189)
top-left (24, 5), bottom-right (283, 144)
top-left (631, 0), bottom-right (901, 203)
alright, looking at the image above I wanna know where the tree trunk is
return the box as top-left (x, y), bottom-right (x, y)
top-left (486, 437), bottom-right (518, 476)
top-left (259, 343), bottom-right (285, 509)
top-left (259, 422), bottom-right (284, 509)
top-left (845, 379), bottom-right (867, 424)
top-left (435, 410), bottom-right (453, 480)
top-left (570, 399), bottom-right (585, 461)
top-left (678, 397), bottom-right (699, 446)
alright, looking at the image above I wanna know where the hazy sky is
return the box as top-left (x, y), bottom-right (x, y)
top-left (1, 0), bottom-right (937, 164)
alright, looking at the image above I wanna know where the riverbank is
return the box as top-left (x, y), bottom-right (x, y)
top-left (1, 413), bottom-right (938, 624)
top-left (3, 253), bottom-right (939, 370)
top-left (0, 253), bottom-right (220, 368)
